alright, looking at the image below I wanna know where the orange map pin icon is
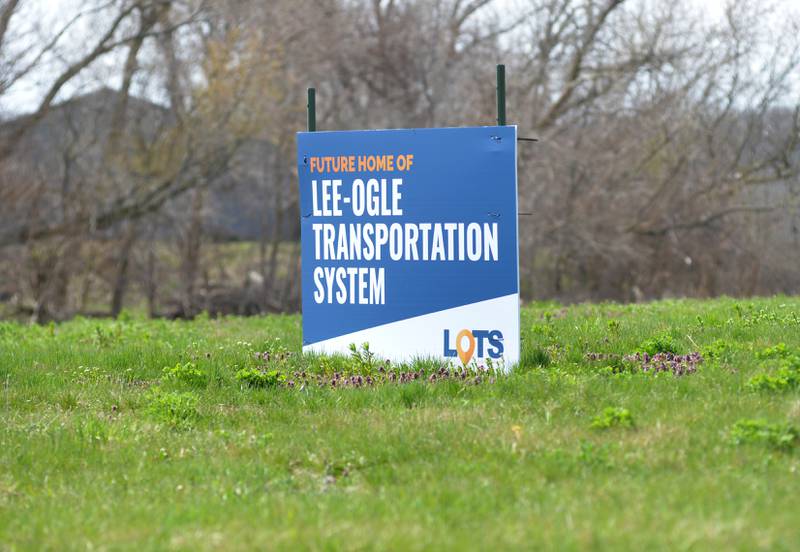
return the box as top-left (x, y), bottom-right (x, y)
top-left (456, 329), bottom-right (476, 365)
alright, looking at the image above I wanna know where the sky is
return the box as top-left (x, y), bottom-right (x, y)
top-left (1, 0), bottom-right (797, 115)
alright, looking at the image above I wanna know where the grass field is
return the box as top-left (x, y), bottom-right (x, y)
top-left (2, 297), bottom-right (800, 550)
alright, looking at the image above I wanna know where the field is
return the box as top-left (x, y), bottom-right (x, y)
top-left (2, 297), bottom-right (800, 550)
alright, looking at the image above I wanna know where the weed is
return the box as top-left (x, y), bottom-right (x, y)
top-left (57, 392), bottom-right (79, 410)
top-left (116, 309), bottom-right (134, 323)
top-left (349, 342), bottom-right (376, 374)
top-left (162, 361), bottom-right (207, 388)
top-left (71, 365), bottom-right (106, 383)
top-left (285, 363), bottom-right (494, 389)
top-left (702, 339), bottom-right (732, 361)
top-left (530, 323), bottom-right (556, 340)
top-left (76, 417), bottom-right (111, 444)
top-left (733, 305), bottom-right (800, 327)
top-left (638, 332), bottom-right (679, 355)
top-left (235, 367), bottom-right (286, 388)
top-left (399, 383), bottom-right (427, 408)
top-left (92, 325), bottom-right (122, 348)
top-left (747, 368), bottom-right (800, 392)
top-left (728, 419), bottom-right (799, 451)
top-left (622, 352), bottom-right (702, 376)
top-left (756, 343), bottom-right (793, 360)
top-left (252, 338), bottom-right (292, 365)
top-left (577, 442), bottom-right (614, 469)
top-left (146, 388), bottom-right (200, 429)
top-left (590, 407), bottom-right (635, 430)
top-left (519, 345), bottom-right (550, 370)
top-left (747, 356), bottom-right (800, 392)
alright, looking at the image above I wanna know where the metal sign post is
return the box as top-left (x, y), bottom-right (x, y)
top-left (496, 64), bottom-right (506, 126)
top-left (307, 87), bottom-right (316, 132)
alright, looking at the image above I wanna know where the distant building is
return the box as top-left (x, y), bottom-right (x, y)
top-left (0, 87), bottom-right (298, 242)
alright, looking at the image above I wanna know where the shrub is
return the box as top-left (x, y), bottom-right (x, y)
top-left (146, 388), bottom-right (200, 429)
top-left (590, 407), bottom-right (634, 430)
top-left (728, 419), bottom-right (799, 451)
top-left (235, 367), bottom-right (285, 388)
top-left (162, 361), bottom-right (207, 387)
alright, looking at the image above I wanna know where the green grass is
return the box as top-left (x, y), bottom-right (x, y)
top-left (2, 297), bottom-right (800, 550)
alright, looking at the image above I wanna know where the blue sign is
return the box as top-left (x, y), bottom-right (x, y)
top-left (297, 126), bottom-right (519, 367)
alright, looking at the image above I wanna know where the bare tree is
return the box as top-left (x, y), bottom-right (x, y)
top-left (1, 0), bottom-right (799, 320)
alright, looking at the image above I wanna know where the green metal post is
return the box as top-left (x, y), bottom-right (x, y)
top-left (307, 87), bottom-right (316, 132)
top-left (496, 64), bottom-right (506, 126)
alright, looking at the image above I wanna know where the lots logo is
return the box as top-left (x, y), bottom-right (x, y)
top-left (443, 329), bottom-right (504, 364)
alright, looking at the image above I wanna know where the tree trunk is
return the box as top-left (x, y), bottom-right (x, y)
top-left (110, 223), bottom-right (138, 317)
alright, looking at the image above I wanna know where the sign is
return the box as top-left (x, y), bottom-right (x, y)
top-left (297, 126), bottom-right (519, 368)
